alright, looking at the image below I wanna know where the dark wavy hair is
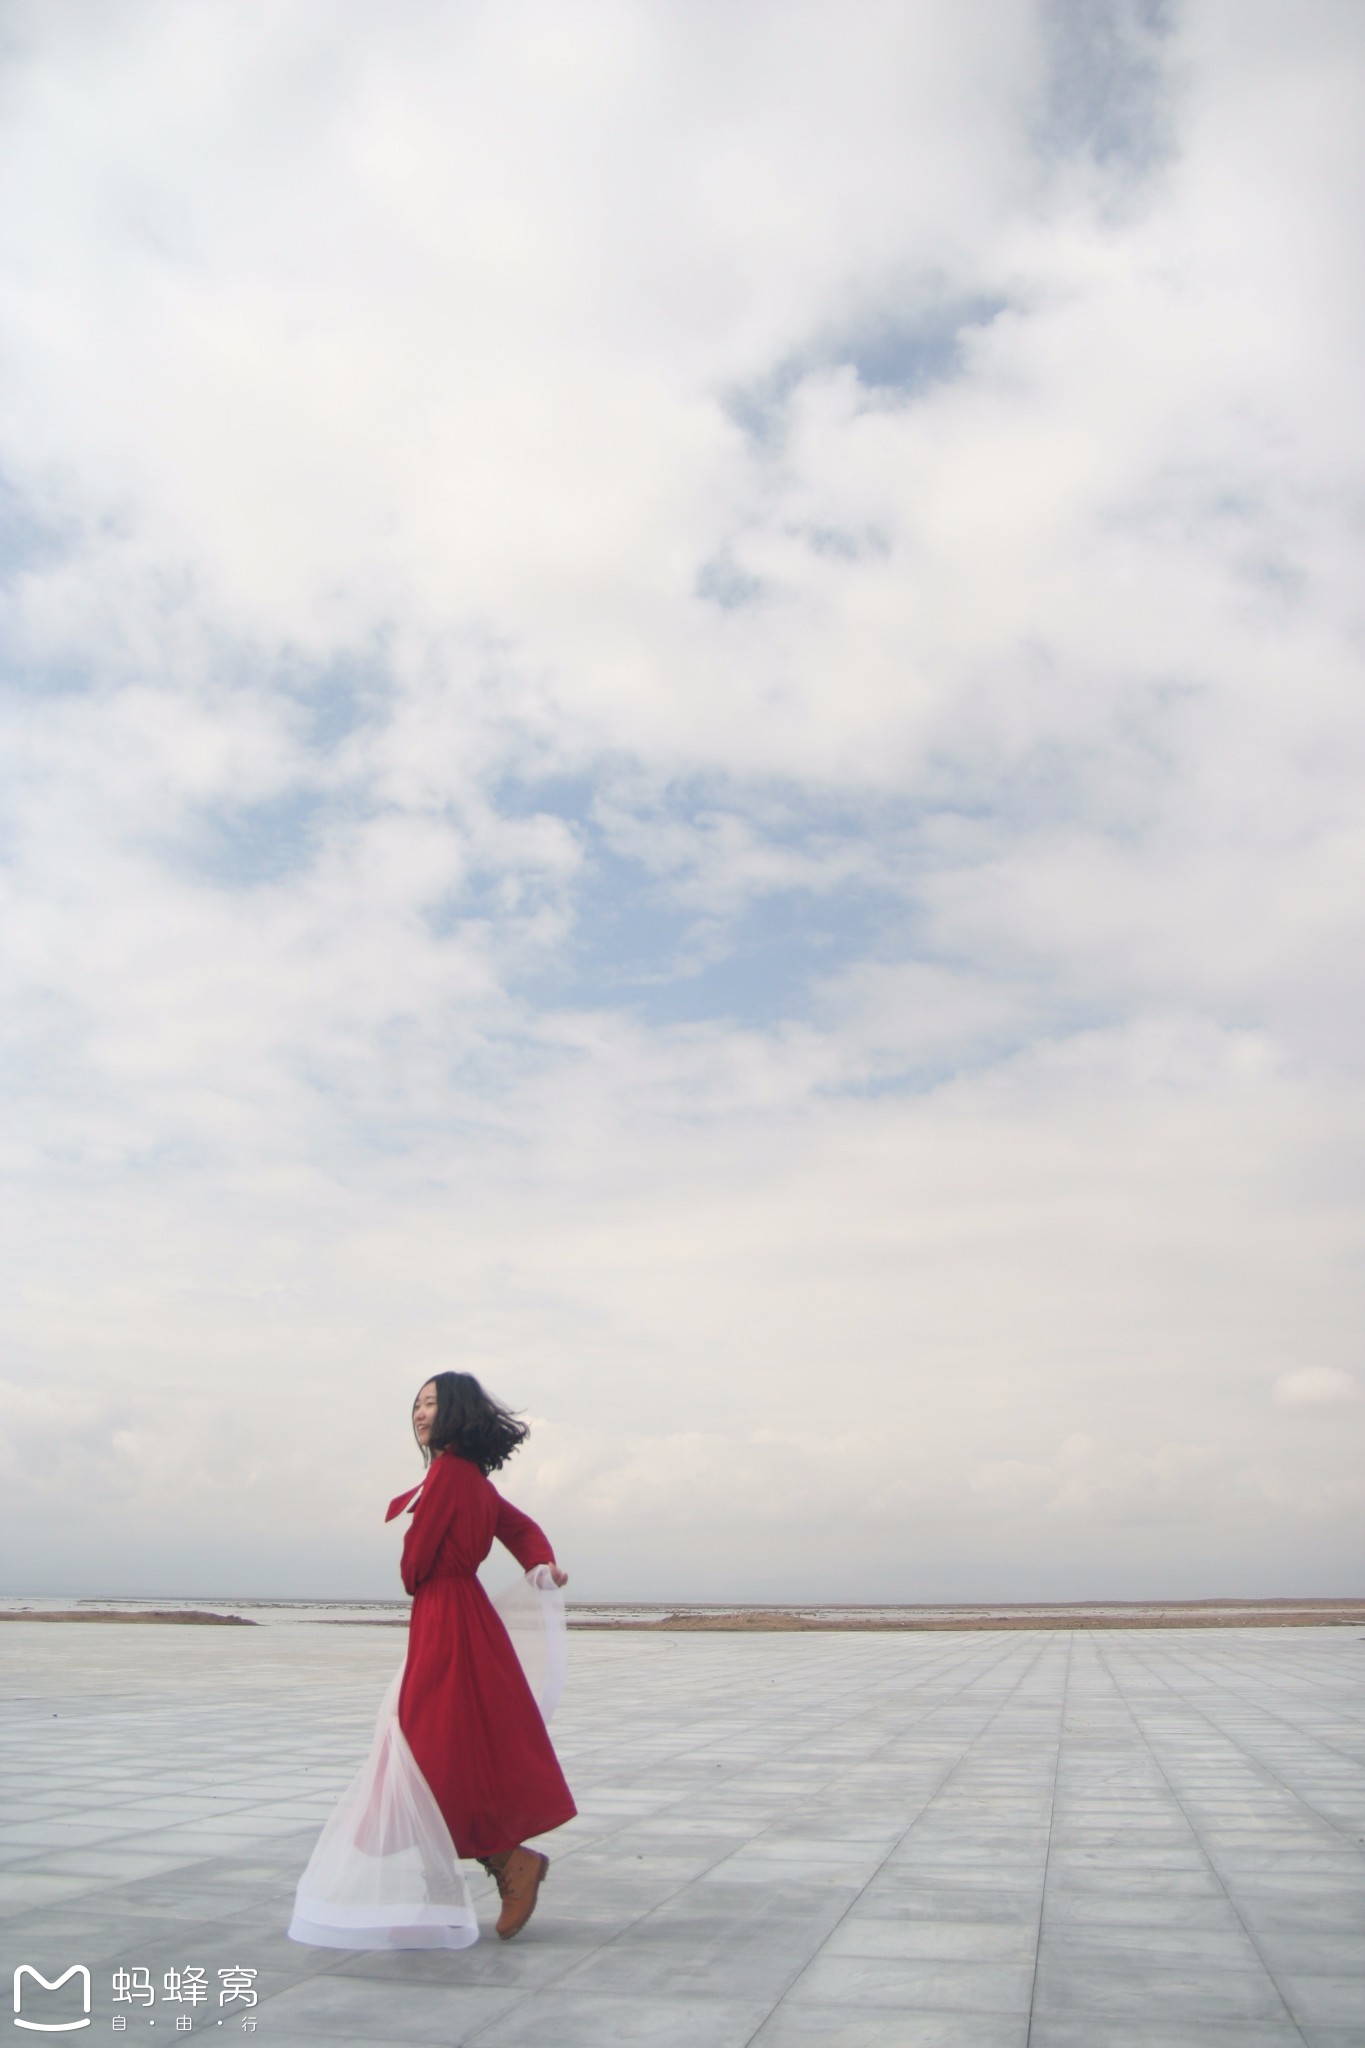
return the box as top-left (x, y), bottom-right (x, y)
top-left (415, 1370), bottom-right (529, 1475)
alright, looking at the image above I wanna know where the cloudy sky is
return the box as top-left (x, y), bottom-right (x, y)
top-left (2, 0), bottom-right (1362, 1604)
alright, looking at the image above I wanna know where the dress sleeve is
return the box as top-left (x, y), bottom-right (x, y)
top-left (492, 1488), bottom-right (555, 1573)
top-left (399, 1458), bottom-right (460, 1594)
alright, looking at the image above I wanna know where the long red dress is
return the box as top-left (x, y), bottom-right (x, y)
top-left (385, 1452), bottom-right (577, 1860)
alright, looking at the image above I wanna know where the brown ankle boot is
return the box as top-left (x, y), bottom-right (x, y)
top-left (489, 1845), bottom-right (549, 1939)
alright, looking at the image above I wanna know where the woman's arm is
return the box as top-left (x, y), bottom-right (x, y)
top-left (492, 1489), bottom-right (557, 1575)
top-left (399, 1457), bottom-right (460, 1594)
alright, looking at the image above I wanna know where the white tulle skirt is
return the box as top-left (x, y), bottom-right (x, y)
top-left (288, 1574), bottom-right (567, 1951)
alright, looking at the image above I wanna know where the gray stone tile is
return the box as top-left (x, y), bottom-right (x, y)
top-left (9, 1847), bottom-right (210, 1880)
top-left (550, 1839), bottom-right (738, 1882)
top-left (1279, 1974), bottom-right (1365, 2027)
top-left (1045, 1861), bottom-right (1227, 1897)
top-left (1039, 1922), bottom-right (1265, 1968)
top-left (786, 1955), bottom-right (1034, 2013)
top-left (1253, 1928), bottom-right (1365, 1975)
top-left (1033, 1957), bottom-right (1291, 2023)
top-left (1048, 1843), bottom-right (1214, 1874)
top-left (1202, 1827), bottom-right (1349, 1852)
top-left (101, 1876), bottom-right (289, 1922)
top-left (555, 1936), bottom-right (808, 2003)
top-left (697, 1848), bottom-right (883, 1887)
top-left (895, 1823), bottom-right (1047, 1851)
top-left (469, 1988), bottom-right (772, 2047)
top-left (875, 1858), bottom-right (1045, 1892)
top-left (853, 1872), bottom-right (1039, 1911)
top-left (1028, 2023), bottom-right (1303, 2048)
top-left (750, 2009), bottom-right (1028, 2047)
top-left (824, 1916), bottom-right (1036, 1960)
top-left (1213, 1849), bottom-right (1365, 1878)
top-left (0, 1869), bottom-right (102, 1915)
top-left (601, 1879), bottom-right (850, 1951)
top-left (1225, 1869), bottom-right (1365, 1902)
top-left (503, 1867), bottom-right (687, 1923)
top-left (0, 1819), bottom-right (134, 1848)
top-left (0, 1902), bottom-right (204, 1964)
top-left (1041, 1887), bottom-right (1243, 1929)
top-left (253, 1973), bottom-right (518, 2040)
top-left (332, 1939), bottom-right (576, 1988)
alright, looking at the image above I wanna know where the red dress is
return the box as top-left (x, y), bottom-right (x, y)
top-left (385, 1453), bottom-right (577, 1860)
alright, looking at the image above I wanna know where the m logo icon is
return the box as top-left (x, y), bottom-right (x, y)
top-left (12, 1967), bottom-right (91, 2032)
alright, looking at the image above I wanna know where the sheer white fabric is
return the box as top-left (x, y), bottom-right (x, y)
top-left (287, 1570), bottom-right (567, 1951)
top-left (493, 1568), bottom-right (568, 1721)
top-left (287, 1666), bottom-right (477, 1951)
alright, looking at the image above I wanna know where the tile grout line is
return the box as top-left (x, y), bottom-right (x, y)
top-left (1024, 1629), bottom-right (1071, 2048)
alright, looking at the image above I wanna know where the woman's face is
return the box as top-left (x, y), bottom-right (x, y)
top-left (412, 1381), bottom-right (439, 1449)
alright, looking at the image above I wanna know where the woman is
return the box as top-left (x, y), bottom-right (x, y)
top-left (288, 1371), bottom-right (575, 1949)
top-left (391, 1372), bottom-right (576, 1936)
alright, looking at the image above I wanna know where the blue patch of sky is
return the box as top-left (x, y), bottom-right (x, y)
top-left (0, 471), bottom-right (67, 583)
top-left (1037, 0), bottom-right (1174, 175)
top-left (724, 293), bottom-right (1010, 451)
top-left (459, 750), bottom-right (1156, 1053)
top-left (694, 548), bottom-right (769, 611)
top-left (829, 1029), bottom-right (1045, 1102)
top-left (493, 770), bottom-right (600, 829)
top-left (0, 474), bottom-right (100, 699)
top-left (835, 300), bottom-right (1008, 395)
top-left (422, 863), bottom-right (518, 940)
top-left (301, 666), bottom-right (377, 752)
top-left (508, 814), bottom-right (1106, 1096)
top-left (260, 647), bottom-right (394, 755)
top-left (804, 525), bottom-right (891, 563)
top-left (418, 772), bottom-right (595, 940)
top-left (0, 640), bottom-right (94, 699)
top-left (533, 837), bottom-right (916, 1031)
top-left (489, 772), bottom-right (929, 1029)
top-left (176, 788), bottom-right (328, 888)
top-left (694, 527), bottom-right (891, 611)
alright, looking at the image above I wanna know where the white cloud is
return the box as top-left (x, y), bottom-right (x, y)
top-left (1273, 1368), bottom-right (1360, 1411)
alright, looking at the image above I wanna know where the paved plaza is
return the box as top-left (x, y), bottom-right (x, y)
top-left (1, 1620), bottom-right (1363, 2046)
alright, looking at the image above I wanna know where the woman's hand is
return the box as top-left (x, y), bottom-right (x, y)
top-left (526, 1563), bottom-right (569, 1590)
top-left (549, 1566), bottom-right (568, 1588)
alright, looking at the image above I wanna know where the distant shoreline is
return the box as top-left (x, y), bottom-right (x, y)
top-left (0, 1609), bottom-right (254, 1625)
top-left (585, 1601), bottom-right (1365, 1632)
top-left (4, 1598), bottom-right (1362, 1631)
top-left (578, 1597), bottom-right (1365, 1631)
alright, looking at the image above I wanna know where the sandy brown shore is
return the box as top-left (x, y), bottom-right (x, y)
top-left (0, 1609), bottom-right (254, 1625)
top-left (578, 1600), bottom-right (1365, 1632)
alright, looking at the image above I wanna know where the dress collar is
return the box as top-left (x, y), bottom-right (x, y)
top-left (384, 1480), bottom-right (425, 1523)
